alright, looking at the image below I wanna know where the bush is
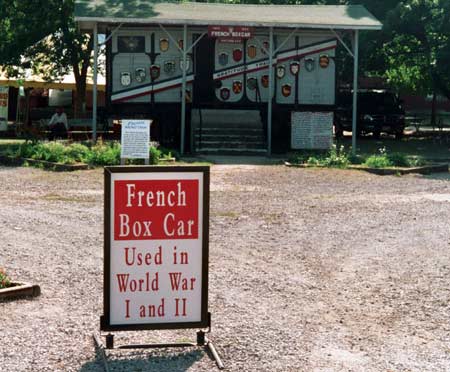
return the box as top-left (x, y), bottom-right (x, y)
top-left (364, 155), bottom-right (393, 168)
top-left (290, 145), bottom-right (350, 168)
top-left (10, 141), bottom-right (165, 167)
top-left (386, 152), bottom-right (409, 167)
top-left (89, 141), bottom-right (121, 165)
top-left (0, 268), bottom-right (11, 289)
top-left (150, 146), bottom-right (162, 164)
top-left (66, 143), bottom-right (92, 163)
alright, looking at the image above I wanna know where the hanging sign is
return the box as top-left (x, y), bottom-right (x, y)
top-left (0, 86), bottom-right (9, 131)
top-left (208, 25), bottom-right (252, 44)
top-left (101, 166), bottom-right (210, 331)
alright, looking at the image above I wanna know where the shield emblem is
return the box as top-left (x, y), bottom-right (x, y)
top-left (150, 65), bottom-right (160, 80)
top-left (159, 38), bottom-right (169, 52)
top-left (290, 62), bottom-right (300, 75)
top-left (261, 75), bottom-right (269, 88)
top-left (262, 41), bottom-right (269, 54)
top-left (220, 87), bottom-right (230, 101)
top-left (178, 39), bottom-right (183, 50)
top-left (247, 45), bottom-right (257, 59)
top-left (164, 60), bottom-right (176, 75)
top-left (219, 52), bottom-right (228, 66)
top-left (180, 58), bottom-right (190, 71)
top-left (232, 80), bottom-right (243, 94)
top-left (305, 58), bottom-right (315, 72)
top-left (276, 65), bottom-right (285, 79)
top-left (281, 84), bottom-right (291, 97)
top-left (120, 72), bottom-right (131, 86)
top-left (233, 48), bottom-right (243, 62)
top-left (135, 68), bottom-right (146, 83)
top-left (247, 77), bottom-right (257, 91)
top-left (319, 54), bottom-right (330, 68)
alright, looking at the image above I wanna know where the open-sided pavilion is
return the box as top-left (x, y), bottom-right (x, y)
top-left (75, 1), bottom-right (382, 154)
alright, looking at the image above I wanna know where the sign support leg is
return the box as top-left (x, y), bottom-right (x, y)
top-left (94, 314), bottom-right (223, 370)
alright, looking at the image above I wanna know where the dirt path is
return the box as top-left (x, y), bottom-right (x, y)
top-left (1, 165), bottom-right (450, 371)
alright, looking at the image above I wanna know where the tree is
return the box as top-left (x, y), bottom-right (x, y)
top-left (0, 0), bottom-right (94, 117)
top-left (383, 0), bottom-right (450, 123)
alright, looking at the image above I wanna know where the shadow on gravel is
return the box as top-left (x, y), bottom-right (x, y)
top-left (423, 172), bottom-right (450, 181)
top-left (80, 349), bottom-right (204, 372)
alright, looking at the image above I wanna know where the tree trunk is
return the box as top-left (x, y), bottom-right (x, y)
top-left (74, 77), bottom-right (87, 118)
top-left (430, 90), bottom-right (436, 127)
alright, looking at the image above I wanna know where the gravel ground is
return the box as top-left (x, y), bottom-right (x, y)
top-left (1, 164), bottom-right (450, 371)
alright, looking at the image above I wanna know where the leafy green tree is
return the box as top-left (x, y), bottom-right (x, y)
top-left (0, 0), bottom-right (94, 117)
top-left (382, 0), bottom-right (450, 122)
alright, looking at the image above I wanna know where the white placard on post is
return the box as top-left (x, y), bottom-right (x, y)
top-left (120, 120), bottom-right (151, 159)
top-left (291, 111), bottom-right (334, 150)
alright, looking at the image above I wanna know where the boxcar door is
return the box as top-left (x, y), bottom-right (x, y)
top-left (194, 36), bottom-right (215, 105)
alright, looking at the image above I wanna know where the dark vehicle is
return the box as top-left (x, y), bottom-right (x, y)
top-left (334, 90), bottom-right (405, 139)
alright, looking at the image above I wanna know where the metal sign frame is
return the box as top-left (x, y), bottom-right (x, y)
top-left (101, 165), bottom-right (210, 332)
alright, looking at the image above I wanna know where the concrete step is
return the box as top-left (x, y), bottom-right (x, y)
top-left (194, 122), bottom-right (264, 129)
top-left (196, 148), bottom-right (268, 155)
top-left (191, 109), bottom-right (263, 127)
top-left (195, 133), bottom-right (265, 141)
top-left (196, 140), bottom-right (266, 149)
top-left (195, 128), bottom-right (265, 136)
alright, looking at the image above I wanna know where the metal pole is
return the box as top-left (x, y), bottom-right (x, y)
top-left (267, 27), bottom-right (274, 156)
top-left (351, 30), bottom-right (359, 154)
top-left (180, 24), bottom-right (187, 155)
top-left (92, 22), bottom-right (98, 142)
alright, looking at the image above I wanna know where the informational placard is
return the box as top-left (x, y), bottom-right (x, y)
top-left (101, 166), bottom-right (210, 331)
top-left (208, 25), bottom-right (252, 43)
top-left (120, 120), bottom-right (151, 159)
top-left (0, 86), bottom-right (9, 131)
top-left (291, 111), bottom-right (334, 150)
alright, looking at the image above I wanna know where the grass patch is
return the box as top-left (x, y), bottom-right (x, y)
top-left (363, 148), bottom-right (427, 168)
top-left (289, 145), bottom-right (428, 169)
top-left (288, 145), bottom-right (350, 169)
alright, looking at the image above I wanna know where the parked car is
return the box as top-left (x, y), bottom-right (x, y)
top-left (334, 90), bottom-right (406, 139)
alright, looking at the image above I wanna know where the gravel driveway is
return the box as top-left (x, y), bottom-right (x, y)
top-left (1, 165), bottom-right (450, 371)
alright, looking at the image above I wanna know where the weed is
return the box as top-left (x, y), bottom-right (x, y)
top-left (0, 268), bottom-right (11, 289)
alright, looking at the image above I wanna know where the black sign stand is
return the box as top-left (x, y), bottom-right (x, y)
top-left (95, 166), bottom-right (223, 370)
top-left (93, 313), bottom-right (224, 370)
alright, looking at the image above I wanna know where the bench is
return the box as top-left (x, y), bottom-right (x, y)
top-left (38, 118), bottom-right (113, 140)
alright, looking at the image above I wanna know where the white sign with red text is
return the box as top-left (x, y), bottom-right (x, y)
top-left (107, 168), bottom-right (207, 327)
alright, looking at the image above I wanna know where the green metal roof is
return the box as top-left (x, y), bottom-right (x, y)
top-left (74, 1), bottom-right (382, 30)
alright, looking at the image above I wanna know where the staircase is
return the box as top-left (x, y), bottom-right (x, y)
top-left (192, 109), bottom-right (267, 155)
